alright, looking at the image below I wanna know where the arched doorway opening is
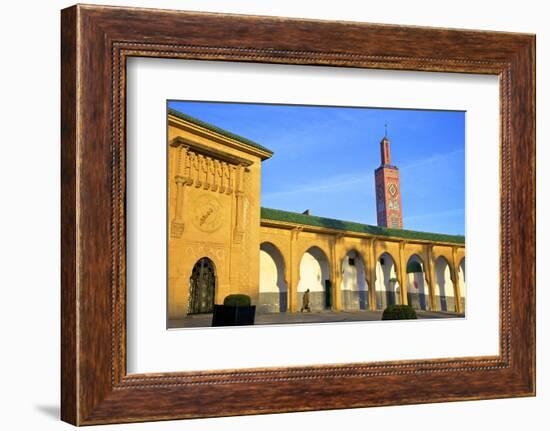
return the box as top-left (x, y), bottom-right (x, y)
top-left (188, 257), bottom-right (216, 314)
top-left (406, 254), bottom-right (429, 311)
top-left (259, 242), bottom-right (288, 313)
top-left (435, 256), bottom-right (454, 311)
top-left (458, 257), bottom-right (466, 312)
top-left (375, 252), bottom-right (400, 309)
top-left (297, 246), bottom-right (331, 311)
top-left (340, 250), bottom-right (368, 310)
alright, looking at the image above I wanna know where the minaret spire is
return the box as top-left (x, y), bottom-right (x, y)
top-left (375, 126), bottom-right (403, 229)
top-left (380, 126), bottom-right (391, 166)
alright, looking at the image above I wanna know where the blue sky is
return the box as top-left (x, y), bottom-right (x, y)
top-left (168, 101), bottom-right (465, 236)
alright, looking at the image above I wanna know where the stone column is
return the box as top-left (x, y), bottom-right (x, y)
top-left (289, 266), bottom-right (300, 312)
top-left (233, 165), bottom-right (246, 244)
top-left (397, 241), bottom-right (408, 305)
top-left (426, 246), bottom-right (437, 311)
top-left (366, 268), bottom-right (377, 311)
top-left (451, 247), bottom-right (463, 313)
top-left (288, 228), bottom-right (302, 312)
top-left (283, 262), bottom-right (291, 314)
top-left (331, 268), bottom-right (341, 311)
top-left (331, 235), bottom-right (344, 311)
top-left (170, 145), bottom-right (189, 239)
top-left (450, 267), bottom-right (461, 313)
top-left (367, 239), bottom-right (378, 310)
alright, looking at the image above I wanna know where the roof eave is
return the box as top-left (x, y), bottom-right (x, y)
top-left (168, 111), bottom-right (273, 161)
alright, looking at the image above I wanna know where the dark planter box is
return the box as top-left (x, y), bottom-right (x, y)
top-left (212, 304), bottom-right (256, 327)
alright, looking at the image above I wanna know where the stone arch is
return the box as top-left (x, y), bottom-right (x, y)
top-left (458, 257), bottom-right (466, 312)
top-left (297, 246), bottom-right (331, 311)
top-left (375, 251), bottom-right (400, 309)
top-left (259, 242), bottom-right (288, 313)
top-left (178, 244), bottom-right (226, 302)
top-left (340, 249), bottom-right (368, 310)
top-left (405, 254), bottom-right (429, 311)
top-left (435, 256), bottom-right (455, 311)
top-left (188, 257), bottom-right (216, 315)
top-left (296, 241), bottom-right (332, 267)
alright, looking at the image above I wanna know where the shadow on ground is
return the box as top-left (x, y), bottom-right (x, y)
top-left (168, 309), bottom-right (465, 329)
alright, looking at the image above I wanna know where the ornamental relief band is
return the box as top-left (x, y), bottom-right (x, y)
top-left (170, 144), bottom-right (248, 240)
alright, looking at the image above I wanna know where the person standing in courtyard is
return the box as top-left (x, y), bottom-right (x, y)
top-left (301, 288), bottom-right (311, 313)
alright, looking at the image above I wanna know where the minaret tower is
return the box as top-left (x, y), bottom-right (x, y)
top-left (374, 126), bottom-right (403, 229)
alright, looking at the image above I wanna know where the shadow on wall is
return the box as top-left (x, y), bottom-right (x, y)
top-left (359, 289), bottom-right (368, 310)
top-left (341, 251), bottom-right (369, 311)
top-left (279, 291), bottom-right (288, 312)
top-left (259, 242), bottom-right (288, 313)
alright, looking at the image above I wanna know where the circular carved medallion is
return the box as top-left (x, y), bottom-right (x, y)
top-left (191, 194), bottom-right (224, 233)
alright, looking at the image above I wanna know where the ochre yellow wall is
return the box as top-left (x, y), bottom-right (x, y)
top-left (259, 224), bottom-right (465, 313)
top-left (167, 117), bottom-right (264, 320)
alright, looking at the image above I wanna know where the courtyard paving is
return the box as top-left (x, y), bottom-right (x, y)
top-left (168, 309), bottom-right (465, 329)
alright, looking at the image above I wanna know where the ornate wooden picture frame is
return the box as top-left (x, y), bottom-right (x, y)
top-left (61, 4), bottom-right (535, 425)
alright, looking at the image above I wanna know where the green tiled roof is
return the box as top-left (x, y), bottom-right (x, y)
top-left (260, 207), bottom-right (465, 244)
top-left (168, 108), bottom-right (273, 155)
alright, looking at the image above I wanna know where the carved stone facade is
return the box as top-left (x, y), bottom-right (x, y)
top-left (167, 111), bottom-right (271, 320)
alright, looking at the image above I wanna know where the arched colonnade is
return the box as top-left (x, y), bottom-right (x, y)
top-left (258, 226), bottom-right (465, 313)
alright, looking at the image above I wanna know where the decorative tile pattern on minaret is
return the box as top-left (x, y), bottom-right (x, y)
top-left (375, 132), bottom-right (403, 229)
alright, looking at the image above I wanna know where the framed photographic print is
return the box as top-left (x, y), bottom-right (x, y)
top-left (61, 4), bottom-right (535, 425)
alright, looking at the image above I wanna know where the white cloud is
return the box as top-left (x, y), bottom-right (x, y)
top-left (262, 172), bottom-right (374, 200)
top-left (401, 148), bottom-right (464, 171)
top-left (403, 208), bottom-right (464, 222)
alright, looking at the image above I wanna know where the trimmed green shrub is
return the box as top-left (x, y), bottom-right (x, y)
top-left (382, 304), bottom-right (417, 320)
top-left (223, 294), bottom-right (252, 307)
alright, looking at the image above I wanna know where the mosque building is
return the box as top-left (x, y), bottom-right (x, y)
top-left (167, 108), bottom-right (465, 322)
